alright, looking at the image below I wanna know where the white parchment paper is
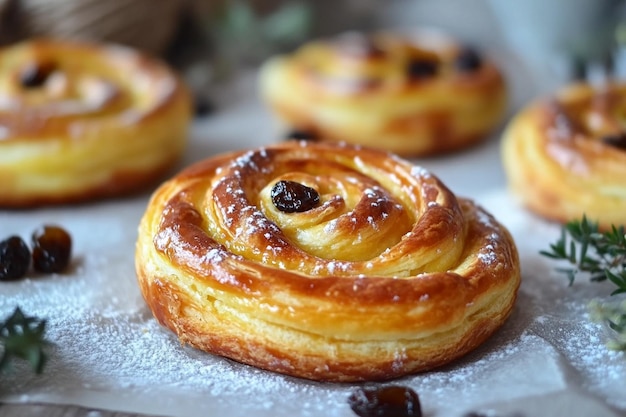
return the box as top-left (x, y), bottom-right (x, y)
top-left (1, 73), bottom-right (625, 417)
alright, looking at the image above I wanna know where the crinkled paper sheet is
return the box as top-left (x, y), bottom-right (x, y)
top-left (1, 75), bottom-right (625, 417)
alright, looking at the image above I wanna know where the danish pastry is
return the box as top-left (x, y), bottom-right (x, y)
top-left (135, 141), bottom-right (520, 382)
top-left (501, 81), bottom-right (626, 230)
top-left (259, 29), bottom-right (507, 157)
top-left (0, 38), bottom-right (191, 207)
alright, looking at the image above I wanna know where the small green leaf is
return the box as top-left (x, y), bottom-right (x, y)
top-left (539, 249), bottom-right (562, 259)
top-left (569, 240), bottom-right (577, 263)
top-left (542, 216), bottom-right (626, 352)
top-left (0, 307), bottom-right (50, 374)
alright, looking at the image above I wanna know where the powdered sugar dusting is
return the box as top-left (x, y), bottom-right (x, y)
top-left (411, 165), bottom-right (432, 179)
top-left (0, 190), bottom-right (624, 417)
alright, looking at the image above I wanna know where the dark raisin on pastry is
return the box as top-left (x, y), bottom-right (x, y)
top-left (406, 58), bottom-right (438, 79)
top-left (601, 132), bottom-right (626, 150)
top-left (20, 61), bottom-right (57, 88)
top-left (271, 180), bottom-right (320, 213)
top-left (455, 47), bottom-right (483, 72)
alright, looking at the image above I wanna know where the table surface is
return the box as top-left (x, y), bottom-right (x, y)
top-left (0, 403), bottom-right (154, 417)
top-left (3, 2), bottom-right (625, 416)
top-left (0, 39), bottom-right (556, 417)
top-left (0, 77), bottom-right (517, 417)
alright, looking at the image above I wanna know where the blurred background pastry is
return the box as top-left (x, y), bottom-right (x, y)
top-left (258, 28), bottom-right (507, 157)
top-left (0, 38), bottom-right (192, 207)
top-left (501, 80), bottom-right (626, 230)
top-left (1, 0), bottom-right (622, 110)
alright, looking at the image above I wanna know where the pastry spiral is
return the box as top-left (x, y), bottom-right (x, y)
top-left (0, 38), bottom-right (191, 207)
top-left (501, 81), bottom-right (626, 230)
top-left (259, 29), bottom-right (507, 157)
top-left (135, 141), bottom-right (520, 382)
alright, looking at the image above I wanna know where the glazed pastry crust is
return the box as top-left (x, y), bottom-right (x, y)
top-left (501, 81), bottom-right (626, 230)
top-left (259, 29), bottom-right (507, 157)
top-left (0, 38), bottom-right (191, 207)
top-left (136, 141), bottom-right (520, 382)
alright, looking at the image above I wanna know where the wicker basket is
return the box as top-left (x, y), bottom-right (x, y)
top-left (4, 0), bottom-right (188, 55)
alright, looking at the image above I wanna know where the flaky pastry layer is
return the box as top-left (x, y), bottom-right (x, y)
top-left (136, 141), bottom-right (520, 382)
top-left (259, 29), bottom-right (507, 157)
top-left (0, 38), bottom-right (191, 207)
top-left (501, 81), bottom-right (626, 229)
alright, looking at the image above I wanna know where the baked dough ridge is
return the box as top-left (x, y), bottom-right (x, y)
top-left (136, 141), bottom-right (520, 382)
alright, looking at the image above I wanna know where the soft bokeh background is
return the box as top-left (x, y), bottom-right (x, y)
top-left (2, 0), bottom-right (624, 107)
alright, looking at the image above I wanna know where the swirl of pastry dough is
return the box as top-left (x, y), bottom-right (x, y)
top-left (136, 141), bottom-right (520, 382)
top-left (0, 38), bottom-right (191, 207)
top-left (502, 81), bottom-right (626, 230)
top-left (259, 29), bottom-right (507, 157)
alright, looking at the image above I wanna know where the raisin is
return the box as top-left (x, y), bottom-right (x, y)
top-left (271, 180), bottom-right (320, 213)
top-left (194, 95), bottom-right (215, 117)
top-left (348, 385), bottom-right (422, 417)
top-left (455, 47), bottom-right (482, 72)
top-left (20, 61), bottom-right (56, 88)
top-left (0, 236), bottom-right (31, 281)
top-left (285, 130), bottom-right (317, 141)
top-left (601, 132), bottom-right (626, 150)
top-left (31, 225), bottom-right (72, 273)
top-left (406, 59), bottom-right (438, 79)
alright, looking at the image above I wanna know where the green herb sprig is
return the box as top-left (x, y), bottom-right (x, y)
top-left (540, 215), bottom-right (626, 294)
top-left (541, 215), bottom-right (626, 351)
top-left (0, 307), bottom-right (49, 374)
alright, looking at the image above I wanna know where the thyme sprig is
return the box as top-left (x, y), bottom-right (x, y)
top-left (0, 307), bottom-right (49, 374)
top-left (540, 215), bottom-right (626, 295)
top-left (541, 215), bottom-right (626, 351)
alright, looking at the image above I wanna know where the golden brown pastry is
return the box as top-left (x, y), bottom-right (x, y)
top-left (259, 29), bottom-right (507, 157)
top-left (501, 81), bottom-right (626, 230)
top-left (135, 141), bottom-right (520, 382)
top-left (0, 38), bottom-right (191, 207)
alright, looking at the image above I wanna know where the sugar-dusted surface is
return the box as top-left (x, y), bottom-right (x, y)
top-left (1, 180), bottom-right (624, 417)
top-left (1, 69), bottom-right (625, 416)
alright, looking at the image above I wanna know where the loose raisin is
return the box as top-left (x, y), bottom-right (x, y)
top-left (20, 61), bottom-right (56, 88)
top-left (271, 180), bottom-right (320, 213)
top-left (455, 47), bottom-right (482, 72)
top-left (601, 132), bottom-right (626, 150)
top-left (285, 130), bottom-right (317, 141)
top-left (31, 225), bottom-right (72, 273)
top-left (194, 95), bottom-right (215, 117)
top-left (348, 385), bottom-right (422, 417)
top-left (406, 59), bottom-right (438, 79)
top-left (0, 236), bottom-right (31, 281)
